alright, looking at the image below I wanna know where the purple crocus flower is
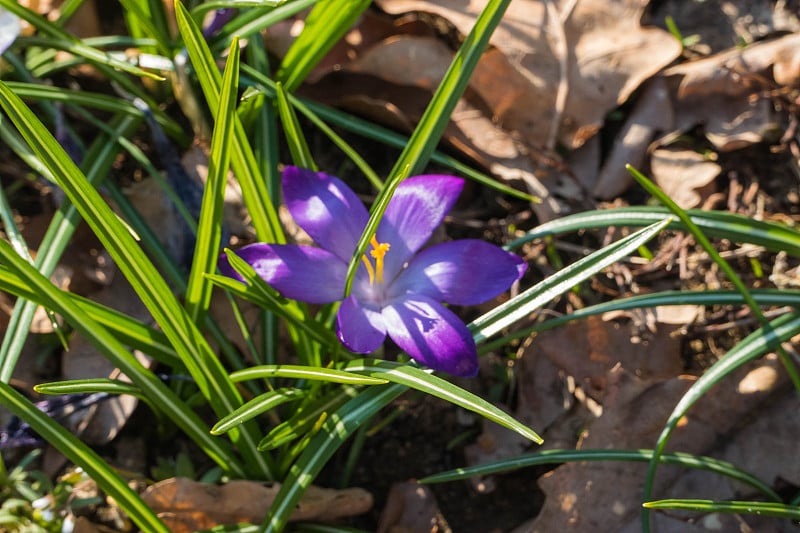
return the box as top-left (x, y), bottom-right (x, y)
top-left (220, 166), bottom-right (526, 377)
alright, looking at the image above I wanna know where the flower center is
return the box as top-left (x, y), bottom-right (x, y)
top-left (360, 236), bottom-right (391, 286)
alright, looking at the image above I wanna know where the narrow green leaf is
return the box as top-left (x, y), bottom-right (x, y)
top-left (479, 288), bottom-right (800, 354)
top-left (471, 218), bottom-right (671, 342)
top-left (420, 448), bottom-right (781, 502)
top-left (275, 82), bottom-right (316, 169)
top-left (0, 239), bottom-right (244, 476)
top-left (507, 206), bottom-right (800, 256)
top-left (643, 500), bottom-right (800, 520)
top-left (0, 0), bottom-right (163, 80)
top-left (262, 384), bottom-right (407, 532)
top-left (34, 379), bottom-right (143, 398)
top-left (211, 388), bottom-right (306, 435)
top-left (276, 0), bottom-right (372, 92)
top-left (0, 382), bottom-right (169, 532)
top-left (230, 365), bottom-right (388, 386)
top-left (175, 0), bottom-right (283, 244)
top-left (643, 311), bottom-right (800, 530)
top-left (0, 81), bottom-right (270, 479)
top-left (185, 38), bottom-right (240, 325)
top-left (344, 359), bottom-right (541, 443)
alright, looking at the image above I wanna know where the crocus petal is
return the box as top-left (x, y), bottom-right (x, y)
top-left (378, 175), bottom-right (463, 282)
top-left (390, 240), bottom-right (527, 305)
top-left (336, 295), bottom-right (387, 353)
top-left (382, 294), bottom-right (478, 377)
top-left (282, 166), bottom-right (368, 262)
top-left (220, 243), bottom-right (345, 304)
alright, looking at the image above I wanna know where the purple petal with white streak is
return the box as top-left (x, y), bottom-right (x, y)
top-left (381, 294), bottom-right (478, 377)
top-left (282, 166), bottom-right (369, 262)
top-left (336, 295), bottom-right (387, 353)
top-left (220, 243), bottom-right (345, 304)
top-left (378, 175), bottom-right (463, 282)
top-left (390, 240), bottom-right (527, 305)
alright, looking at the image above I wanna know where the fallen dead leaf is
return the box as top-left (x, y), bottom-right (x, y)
top-left (378, 480), bottom-right (450, 533)
top-left (376, 0), bottom-right (681, 150)
top-left (520, 353), bottom-right (791, 531)
top-left (141, 477), bottom-right (373, 532)
top-left (649, 148), bottom-right (721, 209)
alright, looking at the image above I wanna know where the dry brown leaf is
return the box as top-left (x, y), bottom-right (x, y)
top-left (592, 77), bottom-right (673, 199)
top-left (376, 0), bottom-right (681, 149)
top-left (649, 148), bottom-right (721, 209)
top-left (377, 481), bottom-right (450, 533)
top-left (62, 274), bottom-right (153, 445)
top-left (521, 354), bottom-right (790, 531)
top-left (141, 477), bottom-right (372, 532)
top-left (528, 315), bottom-right (684, 401)
top-left (661, 33), bottom-right (800, 151)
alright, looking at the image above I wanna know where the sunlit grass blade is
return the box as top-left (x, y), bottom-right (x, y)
top-left (208, 252), bottom-right (337, 348)
top-left (0, 382), bottom-right (170, 532)
top-left (275, 82), bottom-right (316, 169)
top-left (4, 82), bottom-right (183, 139)
top-left (207, 0), bottom-right (317, 48)
top-left (643, 500), bottom-right (800, 520)
top-left (0, 0), bottom-right (163, 80)
top-left (258, 386), bottom-right (359, 451)
top-left (175, 0), bottom-right (283, 244)
top-left (262, 383), bottom-right (407, 532)
top-left (0, 239), bottom-right (245, 477)
top-left (642, 310), bottom-right (800, 530)
top-left (479, 288), bottom-right (800, 354)
top-left (230, 366), bottom-right (389, 386)
top-left (627, 165), bottom-right (800, 394)
top-left (276, 0), bottom-right (371, 93)
top-left (507, 206), bottom-right (800, 256)
top-left (212, 388), bottom-right (307, 435)
top-left (34, 378), bottom-right (144, 399)
top-left (471, 218), bottom-right (671, 343)
top-left (343, 359), bottom-right (541, 443)
top-left (419, 448), bottom-right (780, 502)
top-left (343, 0), bottom-right (513, 297)
top-left (0, 113), bottom-right (141, 382)
top-left (0, 81), bottom-right (271, 479)
top-left (185, 38), bottom-right (239, 325)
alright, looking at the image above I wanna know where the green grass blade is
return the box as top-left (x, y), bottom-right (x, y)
top-left (642, 310), bottom-right (800, 530)
top-left (211, 388), bottom-right (307, 435)
top-left (262, 384), bottom-right (407, 532)
top-left (34, 378), bottom-right (144, 398)
top-left (0, 382), bottom-right (169, 532)
top-left (507, 206), bottom-right (800, 256)
top-left (185, 38), bottom-right (240, 325)
top-left (643, 500), bottom-right (800, 520)
top-left (344, 359), bottom-right (541, 443)
top-left (175, 0), bottom-right (283, 244)
top-left (471, 218), bottom-right (671, 342)
top-left (0, 266), bottom-right (179, 367)
top-left (229, 366), bottom-right (389, 386)
top-left (420, 448), bottom-right (780, 502)
top-left (258, 386), bottom-right (359, 451)
top-left (276, 0), bottom-right (371, 93)
top-left (0, 113), bottom-right (141, 382)
top-left (627, 165), bottom-right (800, 396)
top-left (0, 81), bottom-right (270, 479)
top-left (479, 288), bottom-right (800, 353)
top-left (343, 0), bottom-right (513, 296)
top-left (0, 239), bottom-right (244, 476)
top-left (0, 0), bottom-right (163, 80)
top-left (275, 82), bottom-right (316, 169)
